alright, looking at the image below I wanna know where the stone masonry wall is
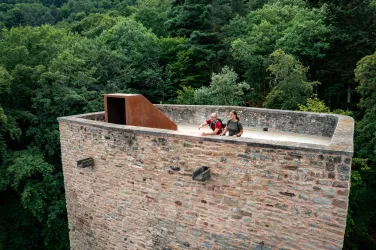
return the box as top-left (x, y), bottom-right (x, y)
top-left (74, 106), bottom-right (339, 137)
top-left (156, 105), bottom-right (338, 137)
top-left (59, 120), bottom-right (351, 250)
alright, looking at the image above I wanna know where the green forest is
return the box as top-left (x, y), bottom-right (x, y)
top-left (0, 0), bottom-right (375, 249)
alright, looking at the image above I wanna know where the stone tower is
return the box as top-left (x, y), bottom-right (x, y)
top-left (58, 97), bottom-right (353, 250)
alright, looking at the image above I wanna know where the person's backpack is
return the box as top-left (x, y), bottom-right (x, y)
top-left (218, 119), bottom-right (226, 129)
top-left (209, 119), bottom-right (226, 131)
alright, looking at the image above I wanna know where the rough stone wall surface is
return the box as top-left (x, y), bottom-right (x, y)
top-left (156, 105), bottom-right (338, 137)
top-left (59, 121), bottom-right (351, 250)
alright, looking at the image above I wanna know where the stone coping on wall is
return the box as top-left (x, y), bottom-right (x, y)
top-left (57, 107), bottom-right (354, 156)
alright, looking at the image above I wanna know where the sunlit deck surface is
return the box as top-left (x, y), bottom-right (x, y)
top-left (176, 124), bottom-right (331, 145)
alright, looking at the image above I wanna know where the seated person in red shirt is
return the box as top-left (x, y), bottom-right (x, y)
top-left (198, 113), bottom-right (222, 136)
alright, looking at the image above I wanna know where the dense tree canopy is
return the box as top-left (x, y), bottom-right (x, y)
top-left (177, 66), bottom-right (250, 105)
top-left (230, 0), bottom-right (329, 103)
top-left (0, 0), bottom-right (376, 249)
top-left (263, 49), bottom-right (317, 110)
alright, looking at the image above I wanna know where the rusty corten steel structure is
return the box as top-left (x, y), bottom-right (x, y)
top-left (104, 93), bottom-right (177, 130)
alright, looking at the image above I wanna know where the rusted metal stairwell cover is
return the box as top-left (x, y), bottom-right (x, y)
top-left (104, 94), bottom-right (177, 130)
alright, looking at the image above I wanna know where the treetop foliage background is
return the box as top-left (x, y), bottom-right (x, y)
top-left (0, 0), bottom-right (375, 249)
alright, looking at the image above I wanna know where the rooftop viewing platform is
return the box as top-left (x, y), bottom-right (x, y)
top-left (59, 94), bottom-right (353, 156)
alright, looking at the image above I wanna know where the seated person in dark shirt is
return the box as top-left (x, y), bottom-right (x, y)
top-left (198, 113), bottom-right (223, 136)
top-left (220, 110), bottom-right (243, 137)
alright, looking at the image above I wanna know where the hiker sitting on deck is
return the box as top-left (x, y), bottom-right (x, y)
top-left (198, 113), bottom-right (223, 136)
top-left (220, 110), bottom-right (244, 137)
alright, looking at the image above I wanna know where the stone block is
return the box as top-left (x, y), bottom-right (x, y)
top-left (312, 196), bottom-right (331, 205)
top-left (332, 181), bottom-right (348, 188)
top-left (333, 199), bottom-right (347, 209)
